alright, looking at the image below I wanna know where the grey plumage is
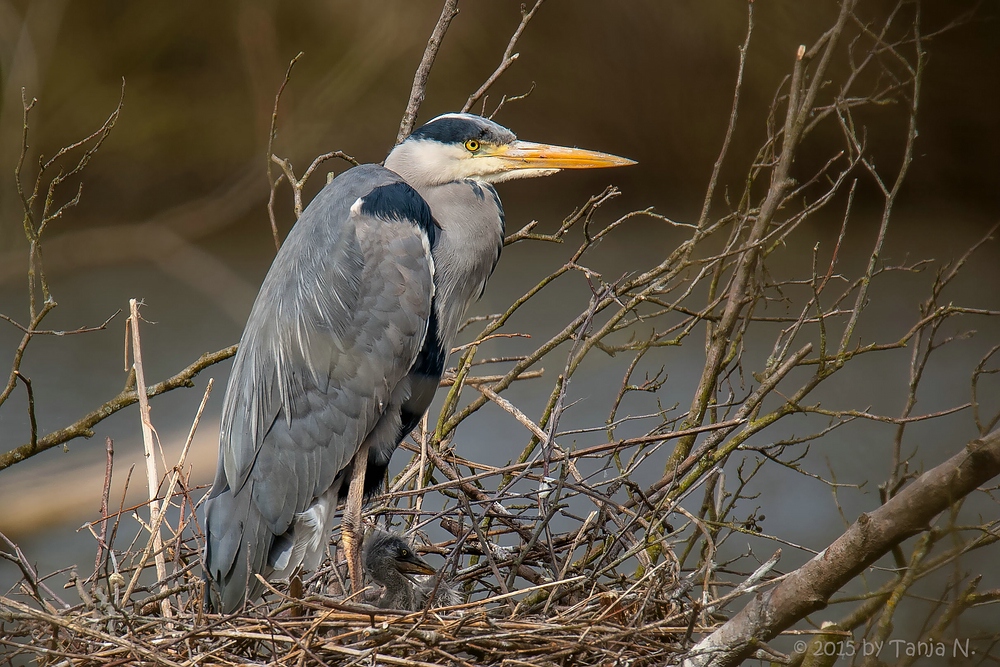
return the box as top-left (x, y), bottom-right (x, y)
top-left (202, 113), bottom-right (633, 613)
top-left (204, 165), bottom-right (436, 612)
top-left (363, 531), bottom-right (459, 611)
top-left (416, 567), bottom-right (462, 609)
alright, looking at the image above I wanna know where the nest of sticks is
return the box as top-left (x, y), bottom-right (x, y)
top-left (0, 414), bottom-right (760, 667)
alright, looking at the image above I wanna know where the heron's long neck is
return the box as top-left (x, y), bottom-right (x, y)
top-left (414, 180), bottom-right (504, 350)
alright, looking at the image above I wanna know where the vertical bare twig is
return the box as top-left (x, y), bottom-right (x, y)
top-left (2, 86), bottom-right (124, 411)
top-left (666, 0), bottom-right (855, 472)
top-left (695, 0), bottom-right (753, 231)
top-left (93, 436), bottom-right (115, 582)
top-left (461, 0), bottom-right (546, 114)
top-left (12, 372), bottom-right (37, 450)
top-left (122, 298), bottom-right (170, 617)
top-left (266, 52), bottom-right (304, 252)
top-left (121, 378), bottom-right (213, 612)
top-left (397, 0), bottom-right (460, 144)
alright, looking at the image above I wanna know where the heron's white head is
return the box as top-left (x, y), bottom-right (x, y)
top-left (385, 112), bottom-right (635, 189)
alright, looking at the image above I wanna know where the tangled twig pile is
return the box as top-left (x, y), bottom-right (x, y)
top-left (2, 421), bottom-right (731, 666)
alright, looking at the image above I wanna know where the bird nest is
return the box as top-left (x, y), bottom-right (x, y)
top-left (3, 581), bottom-right (700, 666)
top-left (0, 432), bottom-right (745, 666)
top-left (2, 567), bottom-right (702, 666)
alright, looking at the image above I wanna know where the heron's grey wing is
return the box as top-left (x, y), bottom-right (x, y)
top-left (204, 165), bottom-right (435, 611)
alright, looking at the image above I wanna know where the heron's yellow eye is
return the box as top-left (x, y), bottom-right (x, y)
top-left (464, 139), bottom-right (480, 152)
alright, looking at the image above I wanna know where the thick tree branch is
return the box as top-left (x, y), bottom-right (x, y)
top-left (685, 429), bottom-right (1000, 667)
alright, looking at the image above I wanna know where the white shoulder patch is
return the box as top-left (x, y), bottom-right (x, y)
top-left (350, 197), bottom-right (364, 216)
top-left (422, 231), bottom-right (436, 298)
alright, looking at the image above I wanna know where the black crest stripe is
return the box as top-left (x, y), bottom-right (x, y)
top-left (409, 116), bottom-right (516, 146)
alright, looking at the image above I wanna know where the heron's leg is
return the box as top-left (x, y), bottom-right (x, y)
top-left (342, 440), bottom-right (369, 595)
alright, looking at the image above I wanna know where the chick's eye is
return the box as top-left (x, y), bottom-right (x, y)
top-left (464, 139), bottom-right (480, 152)
top-left (400, 549), bottom-right (409, 557)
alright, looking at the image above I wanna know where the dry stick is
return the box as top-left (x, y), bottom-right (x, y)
top-left (271, 150), bottom-right (359, 220)
top-left (459, 493), bottom-right (515, 612)
top-left (461, 0), bottom-right (546, 114)
top-left (685, 429), bottom-right (1000, 667)
top-left (124, 298), bottom-right (170, 618)
top-left (476, 385), bottom-right (547, 441)
top-left (0, 310), bottom-right (119, 337)
top-left (667, 2), bottom-right (855, 476)
top-left (93, 437), bottom-right (115, 582)
top-left (120, 378), bottom-right (214, 607)
top-left (411, 413), bottom-right (431, 531)
top-left (11, 372), bottom-right (37, 450)
top-left (266, 52), bottom-right (304, 251)
top-left (425, 448), bottom-right (534, 544)
top-left (0, 596), bottom-right (186, 667)
top-left (668, 343), bottom-right (814, 502)
top-left (0, 533), bottom-right (67, 611)
top-left (1, 87), bottom-right (127, 426)
top-left (695, 0), bottom-right (753, 232)
top-left (440, 369), bottom-right (543, 387)
top-left (0, 344), bottom-right (236, 471)
top-left (835, 22), bottom-right (923, 358)
top-left (396, 0), bottom-right (460, 144)
top-left (0, 302), bottom-right (53, 409)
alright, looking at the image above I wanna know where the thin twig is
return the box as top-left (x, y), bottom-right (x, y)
top-left (397, 0), bottom-right (460, 143)
top-left (0, 345), bottom-right (236, 471)
top-left (266, 52), bottom-right (304, 251)
top-left (461, 0), bottom-right (546, 114)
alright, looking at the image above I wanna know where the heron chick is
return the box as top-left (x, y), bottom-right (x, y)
top-left (203, 113), bottom-right (634, 613)
top-left (363, 531), bottom-right (459, 611)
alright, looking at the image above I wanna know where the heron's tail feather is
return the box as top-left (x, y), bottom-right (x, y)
top-left (203, 481), bottom-right (274, 613)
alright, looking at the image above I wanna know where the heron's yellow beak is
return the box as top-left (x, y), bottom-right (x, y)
top-left (487, 140), bottom-right (636, 171)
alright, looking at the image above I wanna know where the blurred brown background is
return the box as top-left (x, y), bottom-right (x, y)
top-left (0, 0), bottom-right (997, 602)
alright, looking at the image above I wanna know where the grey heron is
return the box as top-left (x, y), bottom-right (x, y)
top-left (203, 112), bottom-right (633, 613)
top-left (363, 530), bottom-right (459, 611)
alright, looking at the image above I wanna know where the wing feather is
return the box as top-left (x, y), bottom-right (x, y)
top-left (205, 165), bottom-right (435, 609)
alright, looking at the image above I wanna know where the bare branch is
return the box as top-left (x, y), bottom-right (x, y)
top-left (396, 0), bottom-right (460, 144)
top-left (462, 0), bottom-right (546, 114)
top-left (0, 345), bottom-right (236, 471)
top-left (685, 430), bottom-right (1000, 667)
top-left (266, 51), bottom-right (304, 251)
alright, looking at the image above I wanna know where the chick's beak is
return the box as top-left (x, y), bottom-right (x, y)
top-left (488, 140), bottom-right (636, 171)
top-left (396, 552), bottom-right (436, 576)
